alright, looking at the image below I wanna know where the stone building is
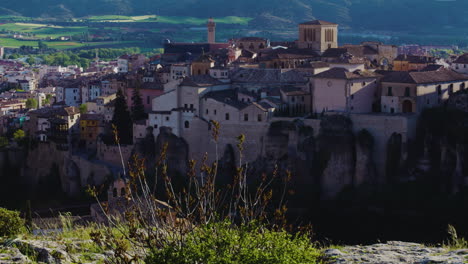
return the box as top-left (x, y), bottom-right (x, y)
top-left (393, 55), bottom-right (437, 72)
top-left (297, 20), bottom-right (338, 53)
top-left (191, 54), bottom-right (215, 76)
top-left (312, 68), bottom-right (380, 114)
top-left (380, 69), bottom-right (468, 114)
top-left (79, 114), bottom-right (104, 150)
top-left (235, 37), bottom-right (269, 52)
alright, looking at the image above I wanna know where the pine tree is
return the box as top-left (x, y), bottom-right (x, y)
top-left (111, 89), bottom-right (133, 145)
top-left (131, 84), bottom-right (146, 121)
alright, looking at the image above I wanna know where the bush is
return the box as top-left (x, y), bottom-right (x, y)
top-left (0, 208), bottom-right (25, 237)
top-left (146, 222), bottom-right (321, 264)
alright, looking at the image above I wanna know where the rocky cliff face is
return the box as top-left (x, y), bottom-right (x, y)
top-left (405, 91), bottom-right (468, 193)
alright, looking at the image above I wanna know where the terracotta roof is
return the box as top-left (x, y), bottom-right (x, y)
top-left (395, 55), bottom-right (436, 64)
top-left (381, 69), bottom-right (468, 84)
top-left (300, 20), bottom-right (338, 26)
top-left (230, 68), bottom-right (308, 84)
top-left (453, 54), bottom-right (468, 64)
top-left (81, 114), bottom-right (104, 121)
top-left (258, 48), bottom-right (319, 61)
top-left (238, 37), bottom-right (267, 42)
top-left (180, 75), bottom-right (224, 87)
top-left (194, 54), bottom-right (215, 63)
top-left (281, 86), bottom-right (309, 96)
top-left (203, 89), bottom-right (249, 110)
top-left (314, 68), bottom-right (379, 80)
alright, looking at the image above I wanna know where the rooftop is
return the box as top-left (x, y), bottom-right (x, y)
top-left (380, 69), bottom-right (468, 84)
top-left (300, 20), bottom-right (338, 26)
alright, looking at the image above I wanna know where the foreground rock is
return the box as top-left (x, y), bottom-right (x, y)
top-left (324, 241), bottom-right (468, 264)
top-left (0, 239), bottom-right (108, 264)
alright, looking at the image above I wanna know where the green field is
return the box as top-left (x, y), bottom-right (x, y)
top-left (84, 15), bottom-right (252, 25)
top-left (0, 37), bottom-right (138, 50)
top-left (0, 23), bottom-right (87, 38)
top-left (0, 15), bottom-right (252, 50)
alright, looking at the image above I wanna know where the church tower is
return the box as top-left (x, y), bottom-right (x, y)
top-left (297, 20), bottom-right (338, 53)
top-left (207, 17), bottom-right (216, 44)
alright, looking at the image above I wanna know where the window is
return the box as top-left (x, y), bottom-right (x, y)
top-left (147, 96), bottom-right (150, 104)
top-left (206, 109), bottom-right (209, 114)
top-left (225, 113), bottom-right (230, 120)
top-left (362, 82), bottom-right (366, 86)
top-left (449, 84), bottom-right (454, 95)
top-left (184, 104), bottom-right (188, 108)
top-left (427, 99), bottom-right (430, 105)
top-left (350, 94), bottom-right (354, 100)
top-left (190, 104), bottom-right (193, 109)
top-left (184, 121), bottom-right (189, 128)
top-left (166, 116), bottom-right (169, 121)
top-left (387, 87), bottom-right (393, 96)
top-left (258, 114), bottom-right (262, 122)
top-left (214, 110), bottom-right (217, 115)
top-left (437, 85), bottom-right (442, 95)
top-left (291, 97), bottom-right (295, 103)
top-left (301, 96), bottom-right (304, 102)
top-left (154, 124), bottom-right (158, 128)
top-left (404, 87), bottom-right (410, 97)
top-left (244, 114), bottom-right (248, 121)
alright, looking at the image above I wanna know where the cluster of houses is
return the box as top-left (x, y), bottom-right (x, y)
top-left (0, 19), bottom-right (467, 163)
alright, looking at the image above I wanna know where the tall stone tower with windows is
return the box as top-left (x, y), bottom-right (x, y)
top-left (297, 20), bottom-right (338, 53)
top-left (207, 17), bottom-right (216, 43)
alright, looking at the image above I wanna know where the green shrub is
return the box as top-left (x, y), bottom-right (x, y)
top-left (146, 222), bottom-right (321, 264)
top-left (0, 208), bottom-right (25, 237)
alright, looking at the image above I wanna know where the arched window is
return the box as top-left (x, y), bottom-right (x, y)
top-left (225, 113), bottom-right (230, 120)
top-left (184, 121), bottom-right (190, 128)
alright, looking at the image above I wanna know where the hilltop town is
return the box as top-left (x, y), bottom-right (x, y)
top-left (0, 18), bottom-right (467, 213)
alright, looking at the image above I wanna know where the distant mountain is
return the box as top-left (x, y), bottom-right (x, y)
top-left (2, 0), bottom-right (468, 33)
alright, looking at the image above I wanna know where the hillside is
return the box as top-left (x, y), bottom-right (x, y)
top-left (1, 0), bottom-right (468, 33)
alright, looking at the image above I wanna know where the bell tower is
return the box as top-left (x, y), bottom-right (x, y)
top-left (298, 20), bottom-right (338, 53)
top-left (207, 17), bottom-right (216, 44)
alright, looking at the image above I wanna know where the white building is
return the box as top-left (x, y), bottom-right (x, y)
top-left (380, 69), bottom-right (468, 114)
top-left (451, 54), bottom-right (468, 75)
top-left (312, 68), bottom-right (380, 114)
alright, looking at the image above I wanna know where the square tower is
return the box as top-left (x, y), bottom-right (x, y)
top-left (298, 20), bottom-right (338, 53)
top-left (207, 18), bottom-right (216, 44)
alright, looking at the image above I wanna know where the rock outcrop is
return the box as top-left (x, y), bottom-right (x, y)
top-left (324, 241), bottom-right (468, 264)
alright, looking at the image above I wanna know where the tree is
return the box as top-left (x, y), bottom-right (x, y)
top-left (79, 103), bottom-right (88, 114)
top-left (26, 56), bottom-right (35, 65)
top-left (111, 89), bottom-right (133, 145)
top-left (13, 129), bottom-right (25, 142)
top-left (131, 85), bottom-right (146, 121)
top-left (0, 137), bottom-right (8, 148)
top-left (25, 98), bottom-right (38, 109)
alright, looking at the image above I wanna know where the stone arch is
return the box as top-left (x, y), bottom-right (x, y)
top-left (379, 57), bottom-right (389, 66)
